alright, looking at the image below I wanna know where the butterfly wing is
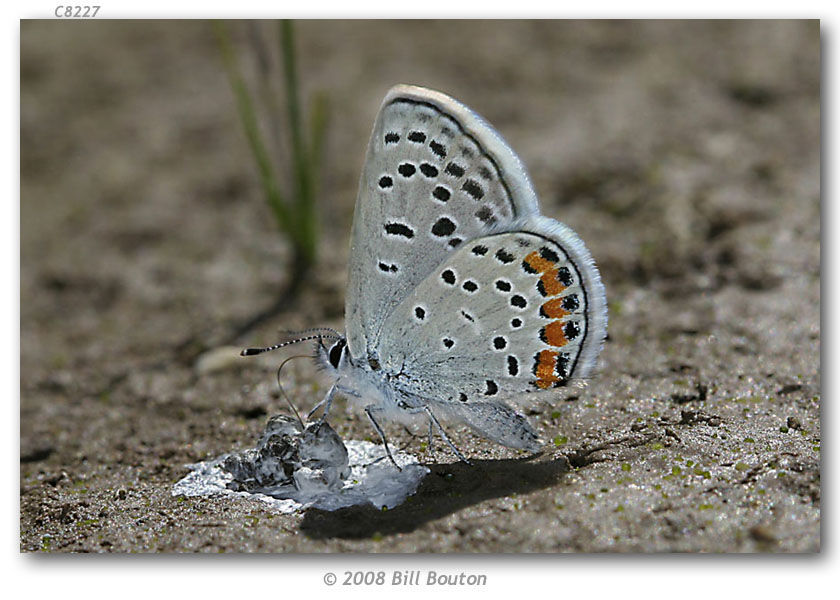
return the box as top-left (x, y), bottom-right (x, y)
top-left (377, 217), bottom-right (607, 409)
top-left (345, 85), bottom-right (540, 363)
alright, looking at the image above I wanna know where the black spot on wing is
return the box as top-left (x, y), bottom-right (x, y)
top-left (432, 186), bottom-right (451, 202)
top-left (445, 162), bottom-right (465, 178)
top-left (384, 222), bottom-right (414, 239)
top-left (495, 248), bottom-right (515, 264)
top-left (398, 163), bottom-right (416, 177)
top-left (432, 217), bottom-right (456, 237)
top-left (475, 206), bottom-right (496, 224)
top-left (462, 179), bottom-right (484, 200)
top-left (420, 163), bottom-right (439, 178)
top-left (429, 140), bottom-right (447, 159)
top-left (378, 175), bottom-right (393, 189)
top-left (540, 247), bottom-right (560, 263)
top-left (477, 165), bottom-right (493, 180)
top-left (507, 355), bottom-right (519, 376)
top-left (562, 294), bottom-right (580, 311)
top-left (557, 266), bottom-right (573, 286)
top-left (511, 295), bottom-right (527, 309)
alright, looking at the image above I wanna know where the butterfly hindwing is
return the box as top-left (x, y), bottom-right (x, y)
top-left (345, 85), bottom-right (540, 362)
top-left (377, 216), bottom-right (607, 404)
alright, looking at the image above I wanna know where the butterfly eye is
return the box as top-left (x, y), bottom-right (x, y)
top-left (328, 339), bottom-right (346, 369)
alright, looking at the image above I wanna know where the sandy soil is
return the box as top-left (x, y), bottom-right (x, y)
top-left (20, 20), bottom-right (820, 552)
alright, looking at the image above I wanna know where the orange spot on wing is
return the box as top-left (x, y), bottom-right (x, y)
top-left (541, 298), bottom-right (570, 319)
top-left (526, 251), bottom-right (567, 297)
top-left (524, 251), bottom-right (554, 273)
top-left (535, 349), bottom-right (561, 389)
top-left (540, 269), bottom-right (566, 296)
top-left (543, 321), bottom-right (569, 347)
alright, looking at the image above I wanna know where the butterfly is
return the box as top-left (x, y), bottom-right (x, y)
top-left (244, 85), bottom-right (607, 465)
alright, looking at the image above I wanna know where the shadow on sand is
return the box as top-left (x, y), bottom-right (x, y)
top-left (300, 453), bottom-right (571, 539)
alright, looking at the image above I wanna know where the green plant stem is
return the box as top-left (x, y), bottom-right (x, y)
top-left (213, 20), bottom-right (292, 233)
top-left (279, 19), bottom-right (317, 266)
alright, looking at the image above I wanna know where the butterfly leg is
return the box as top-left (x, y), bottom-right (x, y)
top-left (395, 401), bottom-right (471, 465)
top-left (427, 419), bottom-right (435, 458)
top-left (364, 405), bottom-right (402, 471)
top-left (307, 381), bottom-right (338, 424)
top-left (423, 406), bottom-right (472, 465)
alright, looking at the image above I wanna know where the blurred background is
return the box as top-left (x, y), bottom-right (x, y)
top-left (20, 20), bottom-right (820, 552)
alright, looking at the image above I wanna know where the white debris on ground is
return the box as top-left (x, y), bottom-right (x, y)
top-left (172, 415), bottom-right (429, 513)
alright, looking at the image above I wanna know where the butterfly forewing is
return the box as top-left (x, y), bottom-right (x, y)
top-left (345, 85), bottom-right (540, 362)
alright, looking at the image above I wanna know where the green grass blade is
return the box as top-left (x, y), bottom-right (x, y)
top-left (213, 20), bottom-right (291, 231)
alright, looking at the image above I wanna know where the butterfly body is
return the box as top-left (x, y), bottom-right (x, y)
top-left (305, 84), bottom-right (608, 459)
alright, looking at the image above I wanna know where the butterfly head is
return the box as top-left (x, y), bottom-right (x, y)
top-left (316, 335), bottom-right (349, 373)
top-left (241, 328), bottom-right (347, 371)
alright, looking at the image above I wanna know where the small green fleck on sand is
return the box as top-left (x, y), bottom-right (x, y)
top-left (649, 442), bottom-right (664, 450)
top-left (78, 519), bottom-right (99, 527)
top-left (621, 463), bottom-right (631, 472)
top-left (244, 515), bottom-right (259, 527)
top-left (735, 462), bottom-right (750, 471)
top-left (615, 504), bottom-right (625, 512)
top-left (698, 503), bottom-right (714, 510)
top-left (779, 426), bottom-right (789, 433)
top-left (371, 532), bottom-right (383, 542)
top-left (744, 437), bottom-right (756, 443)
top-left (672, 466), bottom-right (682, 475)
top-left (553, 435), bottom-right (568, 446)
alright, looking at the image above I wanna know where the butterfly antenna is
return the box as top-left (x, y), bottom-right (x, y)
top-left (240, 332), bottom-right (342, 356)
top-left (275, 354), bottom-right (309, 428)
top-left (278, 326), bottom-right (341, 339)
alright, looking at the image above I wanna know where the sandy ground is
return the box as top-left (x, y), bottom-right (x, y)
top-left (20, 20), bottom-right (820, 552)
